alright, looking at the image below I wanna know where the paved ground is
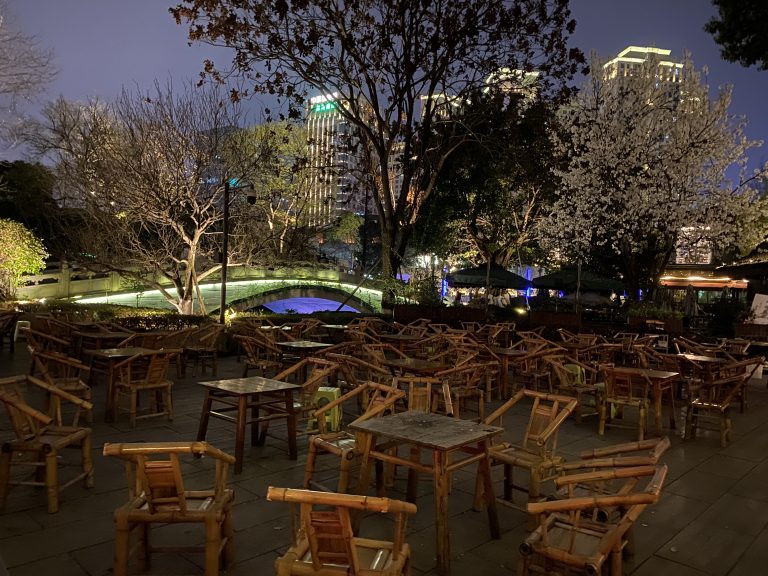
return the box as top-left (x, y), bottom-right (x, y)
top-left (2, 343), bottom-right (768, 576)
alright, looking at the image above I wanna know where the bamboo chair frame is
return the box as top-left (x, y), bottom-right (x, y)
top-left (103, 441), bottom-right (235, 576)
top-left (267, 486), bottom-right (416, 576)
top-left (0, 374), bottom-right (94, 513)
top-left (304, 382), bottom-right (404, 493)
top-left (518, 464), bottom-right (668, 576)
top-left (474, 389), bottom-right (578, 512)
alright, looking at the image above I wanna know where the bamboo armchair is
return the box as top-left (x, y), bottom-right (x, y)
top-left (267, 486), bottom-right (416, 576)
top-left (304, 382), bottom-right (404, 493)
top-left (235, 334), bottom-right (285, 377)
top-left (598, 368), bottom-right (652, 441)
top-left (685, 370), bottom-right (751, 447)
top-left (547, 357), bottom-right (603, 423)
top-left (29, 347), bottom-right (93, 425)
top-left (474, 389), bottom-right (578, 511)
top-left (435, 362), bottom-right (490, 420)
top-left (518, 464), bottom-right (668, 576)
top-left (103, 441), bottom-right (235, 576)
top-left (716, 356), bottom-right (764, 413)
top-left (180, 323), bottom-right (225, 376)
top-left (0, 310), bottom-right (18, 351)
top-left (0, 375), bottom-right (94, 513)
top-left (113, 348), bottom-right (181, 427)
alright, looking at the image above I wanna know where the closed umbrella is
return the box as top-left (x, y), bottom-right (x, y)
top-left (446, 264), bottom-right (531, 290)
top-left (533, 267), bottom-right (624, 293)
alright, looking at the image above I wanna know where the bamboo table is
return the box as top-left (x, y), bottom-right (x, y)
top-left (351, 411), bottom-right (502, 575)
top-left (196, 376), bottom-right (302, 474)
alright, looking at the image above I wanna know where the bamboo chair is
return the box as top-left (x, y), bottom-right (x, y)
top-left (473, 389), bottom-right (578, 512)
top-left (235, 334), bottom-right (285, 377)
top-left (304, 382), bottom-right (404, 493)
top-left (113, 349), bottom-right (181, 427)
top-left (103, 441), bottom-right (235, 576)
top-left (29, 347), bottom-right (93, 425)
top-left (22, 326), bottom-right (73, 357)
top-left (392, 375), bottom-right (454, 416)
top-left (518, 464), bottom-right (668, 576)
top-left (0, 375), bottom-right (94, 513)
top-left (326, 353), bottom-right (393, 393)
top-left (0, 311), bottom-right (19, 351)
top-left (435, 362), bottom-right (489, 421)
top-left (598, 368), bottom-right (652, 441)
top-left (156, 326), bottom-right (196, 377)
top-left (263, 358), bottom-right (342, 434)
top-left (267, 486), bottom-right (416, 576)
top-left (716, 356), bottom-right (764, 413)
top-left (547, 357), bottom-right (602, 423)
top-left (685, 371), bottom-right (751, 447)
top-left (180, 323), bottom-right (225, 376)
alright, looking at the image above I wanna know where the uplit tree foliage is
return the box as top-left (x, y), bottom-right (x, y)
top-left (418, 91), bottom-right (561, 268)
top-left (543, 52), bottom-right (764, 298)
top-left (171, 0), bottom-right (585, 295)
top-left (24, 83), bottom-right (284, 314)
top-left (0, 217), bottom-right (47, 300)
top-left (0, 2), bottom-right (55, 154)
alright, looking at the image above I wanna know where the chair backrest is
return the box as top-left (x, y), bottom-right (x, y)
top-left (326, 353), bottom-right (392, 389)
top-left (484, 389), bottom-right (578, 458)
top-left (604, 369), bottom-right (650, 403)
top-left (266, 486), bottom-right (416, 576)
top-left (0, 374), bottom-right (91, 436)
top-left (115, 349), bottom-right (181, 387)
top-left (103, 441), bottom-right (235, 512)
top-left (392, 376), bottom-right (453, 416)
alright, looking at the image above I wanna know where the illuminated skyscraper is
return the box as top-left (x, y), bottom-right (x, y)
top-left (305, 93), bottom-right (358, 225)
top-left (603, 46), bottom-right (682, 82)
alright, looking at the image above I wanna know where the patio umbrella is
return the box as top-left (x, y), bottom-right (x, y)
top-left (532, 267), bottom-right (624, 293)
top-left (446, 264), bottom-right (531, 290)
top-left (560, 292), bottom-right (615, 307)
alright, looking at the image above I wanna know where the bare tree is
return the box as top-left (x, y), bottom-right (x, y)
top-left (25, 82), bottom-right (265, 314)
top-left (0, 2), bottom-right (55, 154)
top-left (171, 0), bottom-right (584, 295)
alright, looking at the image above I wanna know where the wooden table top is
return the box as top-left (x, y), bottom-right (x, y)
top-left (276, 340), bottom-right (333, 350)
top-left (350, 411), bottom-right (502, 451)
top-left (677, 353), bottom-right (726, 363)
top-left (83, 346), bottom-right (151, 359)
top-left (383, 357), bottom-right (448, 375)
top-left (199, 376), bottom-right (302, 395)
top-left (612, 366), bottom-right (679, 380)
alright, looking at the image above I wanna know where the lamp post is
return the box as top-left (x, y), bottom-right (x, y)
top-left (219, 180), bottom-right (231, 325)
top-left (219, 179), bottom-right (252, 325)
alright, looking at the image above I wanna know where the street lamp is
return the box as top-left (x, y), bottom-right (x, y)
top-left (219, 179), bottom-right (252, 325)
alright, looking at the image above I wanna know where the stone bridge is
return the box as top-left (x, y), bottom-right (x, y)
top-left (17, 264), bottom-right (383, 314)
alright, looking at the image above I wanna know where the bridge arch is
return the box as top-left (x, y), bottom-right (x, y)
top-left (226, 285), bottom-right (376, 314)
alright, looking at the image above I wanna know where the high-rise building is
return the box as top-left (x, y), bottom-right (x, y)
top-left (603, 46), bottom-right (682, 83)
top-left (305, 93), bottom-right (359, 225)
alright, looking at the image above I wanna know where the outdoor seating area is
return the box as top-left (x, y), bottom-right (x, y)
top-left (3, 314), bottom-right (768, 575)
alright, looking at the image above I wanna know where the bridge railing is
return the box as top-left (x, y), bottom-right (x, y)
top-left (16, 262), bottom-right (360, 302)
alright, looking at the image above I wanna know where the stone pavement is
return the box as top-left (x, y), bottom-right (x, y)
top-left (2, 344), bottom-right (768, 576)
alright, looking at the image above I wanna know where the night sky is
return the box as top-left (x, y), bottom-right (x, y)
top-left (10, 0), bottom-right (768, 173)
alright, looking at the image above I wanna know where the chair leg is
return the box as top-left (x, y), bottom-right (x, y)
top-left (45, 450), bottom-right (59, 513)
top-left (130, 389), bottom-right (138, 428)
top-left (0, 447), bottom-right (11, 510)
top-left (113, 514), bottom-right (131, 576)
top-left (205, 516), bottom-right (222, 576)
top-left (83, 434), bottom-right (94, 488)
top-left (303, 440), bottom-right (318, 489)
top-left (223, 508), bottom-right (235, 566)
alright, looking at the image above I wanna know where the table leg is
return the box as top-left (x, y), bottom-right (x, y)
top-left (653, 384), bottom-right (663, 436)
top-left (196, 391), bottom-right (213, 441)
top-left (478, 440), bottom-right (500, 539)
top-left (500, 356), bottom-right (509, 398)
top-left (433, 450), bottom-right (450, 575)
top-left (104, 362), bottom-right (117, 423)
top-left (251, 395), bottom-right (262, 446)
top-left (234, 396), bottom-right (247, 474)
top-left (285, 390), bottom-right (298, 460)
